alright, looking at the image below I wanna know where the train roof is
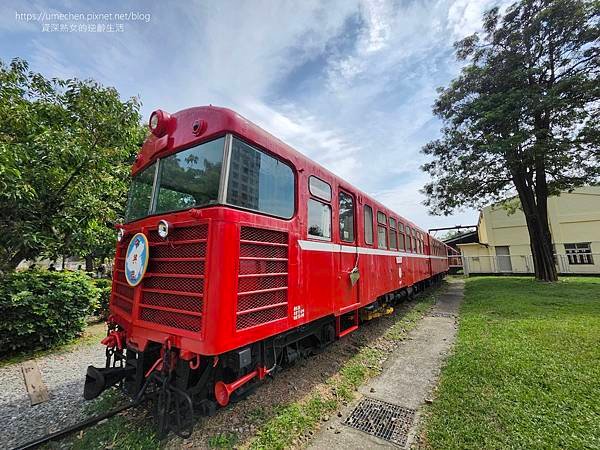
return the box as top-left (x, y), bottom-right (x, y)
top-left (136, 105), bottom-right (442, 243)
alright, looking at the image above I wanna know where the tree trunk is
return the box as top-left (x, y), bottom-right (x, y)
top-left (525, 209), bottom-right (558, 281)
top-left (514, 180), bottom-right (558, 282)
top-left (85, 255), bottom-right (94, 272)
top-left (4, 248), bottom-right (31, 272)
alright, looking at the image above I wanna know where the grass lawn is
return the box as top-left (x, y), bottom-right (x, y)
top-left (422, 277), bottom-right (600, 450)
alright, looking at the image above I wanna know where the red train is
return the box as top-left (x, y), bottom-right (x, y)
top-left (84, 106), bottom-right (449, 436)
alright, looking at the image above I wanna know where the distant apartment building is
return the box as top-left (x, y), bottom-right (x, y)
top-left (458, 186), bottom-right (600, 275)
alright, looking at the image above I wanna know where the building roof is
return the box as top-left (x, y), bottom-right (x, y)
top-left (443, 230), bottom-right (479, 247)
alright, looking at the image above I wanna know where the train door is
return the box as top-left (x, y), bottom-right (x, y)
top-left (337, 190), bottom-right (360, 311)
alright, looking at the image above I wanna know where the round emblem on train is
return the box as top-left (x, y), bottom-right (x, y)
top-left (125, 232), bottom-right (149, 287)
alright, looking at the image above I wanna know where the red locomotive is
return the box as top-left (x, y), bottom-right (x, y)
top-left (84, 106), bottom-right (449, 436)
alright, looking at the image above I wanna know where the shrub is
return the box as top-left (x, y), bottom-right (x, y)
top-left (92, 278), bottom-right (112, 320)
top-left (0, 270), bottom-right (99, 357)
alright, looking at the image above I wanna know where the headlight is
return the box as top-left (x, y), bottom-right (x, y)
top-left (158, 220), bottom-right (169, 238)
top-left (117, 228), bottom-right (125, 242)
top-left (148, 109), bottom-right (171, 137)
top-left (149, 112), bottom-right (159, 131)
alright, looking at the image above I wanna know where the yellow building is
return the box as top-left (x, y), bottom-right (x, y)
top-left (458, 186), bottom-right (600, 275)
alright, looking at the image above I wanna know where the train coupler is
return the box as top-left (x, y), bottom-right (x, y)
top-left (84, 364), bottom-right (136, 400)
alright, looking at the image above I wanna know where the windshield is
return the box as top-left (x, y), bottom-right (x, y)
top-left (124, 137), bottom-right (225, 222)
top-left (125, 163), bottom-right (156, 222)
top-left (226, 137), bottom-right (294, 219)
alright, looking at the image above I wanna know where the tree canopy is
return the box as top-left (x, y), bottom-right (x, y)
top-left (422, 0), bottom-right (599, 281)
top-left (0, 58), bottom-right (146, 272)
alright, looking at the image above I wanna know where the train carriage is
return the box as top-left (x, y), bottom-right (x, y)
top-left (85, 106), bottom-right (449, 436)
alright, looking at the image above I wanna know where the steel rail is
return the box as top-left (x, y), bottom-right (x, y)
top-left (13, 402), bottom-right (136, 450)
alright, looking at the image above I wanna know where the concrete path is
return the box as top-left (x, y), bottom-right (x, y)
top-left (309, 279), bottom-right (464, 449)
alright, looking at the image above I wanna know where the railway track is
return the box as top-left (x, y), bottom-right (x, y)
top-left (13, 402), bottom-right (135, 450)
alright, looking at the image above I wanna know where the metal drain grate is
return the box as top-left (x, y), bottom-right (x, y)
top-left (429, 312), bottom-right (456, 318)
top-left (344, 397), bottom-right (415, 447)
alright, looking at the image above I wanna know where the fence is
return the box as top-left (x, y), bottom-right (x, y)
top-left (455, 253), bottom-right (600, 276)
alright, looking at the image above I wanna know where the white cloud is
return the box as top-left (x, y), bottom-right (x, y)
top-left (2, 0), bottom-right (504, 228)
top-left (28, 38), bottom-right (73, 79)
top-left (237, 100), bottom-right (361, 182)
top-left (373, 180), bottom-right (478, 230)
top-left (447, 0), bottom-right (493, 38)
top-left (359, 0), bottom-right (393, 53)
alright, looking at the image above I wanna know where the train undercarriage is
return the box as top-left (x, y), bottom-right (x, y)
top-left (84, 274), bottom-right (444, 438)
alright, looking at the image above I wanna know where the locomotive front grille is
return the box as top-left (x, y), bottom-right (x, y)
top-left (138, 224), bottom-right (208, 333)
top-left (236, 226), bottom-right (289, 330)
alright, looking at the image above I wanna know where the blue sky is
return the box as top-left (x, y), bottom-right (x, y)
top-left (2, 0), bottom-right (504, 232)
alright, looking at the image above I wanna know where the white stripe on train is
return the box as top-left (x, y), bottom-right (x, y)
top-left (297, 240), bottom-right (448, 260)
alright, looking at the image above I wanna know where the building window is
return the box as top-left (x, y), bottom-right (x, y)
top-left (377, 212), bottom-right (388, 249)
top-left (227, 137), bottom-right (295, 218)
top-left (339, 191), bottom-right (355, 242)
top-left (364, 205), bottom-right (374, 245)
top-left (309, 176), bottom-right (332, 202)
top-left (308, 199), bottom-right (331, 240)
top-left (564, 243), bottom-right (594, 265)
top-left (389, 218), bottom-right (398, 250)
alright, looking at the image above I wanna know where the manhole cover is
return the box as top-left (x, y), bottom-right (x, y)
top-left (344, 397), bottom-right (415, 447)
top-left (429, 312), bottom-right (455, 318)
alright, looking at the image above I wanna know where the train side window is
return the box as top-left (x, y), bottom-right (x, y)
top-left (364, 205), bottom-right (374, 245)
top-left (309, 176), bottom-right (332, 202)
top-left (339, 191), bottom-right (355, 243)
top-left (389, 218), bottom-right (398, 250)
top-left (307, 198), bottom-right (331, 240)
top-left (377, 211), bottom-right (388, 249)
top-left (398, 222), bottom-right (405, 251)
top-left (406, 226), bottom-right (412, 252)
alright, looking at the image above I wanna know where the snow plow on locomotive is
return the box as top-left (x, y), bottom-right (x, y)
top-left (84, 106), bottom-right (449, 436)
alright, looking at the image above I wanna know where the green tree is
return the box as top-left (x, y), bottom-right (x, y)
top-left (0, 58), bottom-right (146, 272)
top-left (422, 0), bottom-right (599, 281)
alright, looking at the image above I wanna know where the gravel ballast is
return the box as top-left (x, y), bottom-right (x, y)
top-left (0, 340), bottom-right (107, 449)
